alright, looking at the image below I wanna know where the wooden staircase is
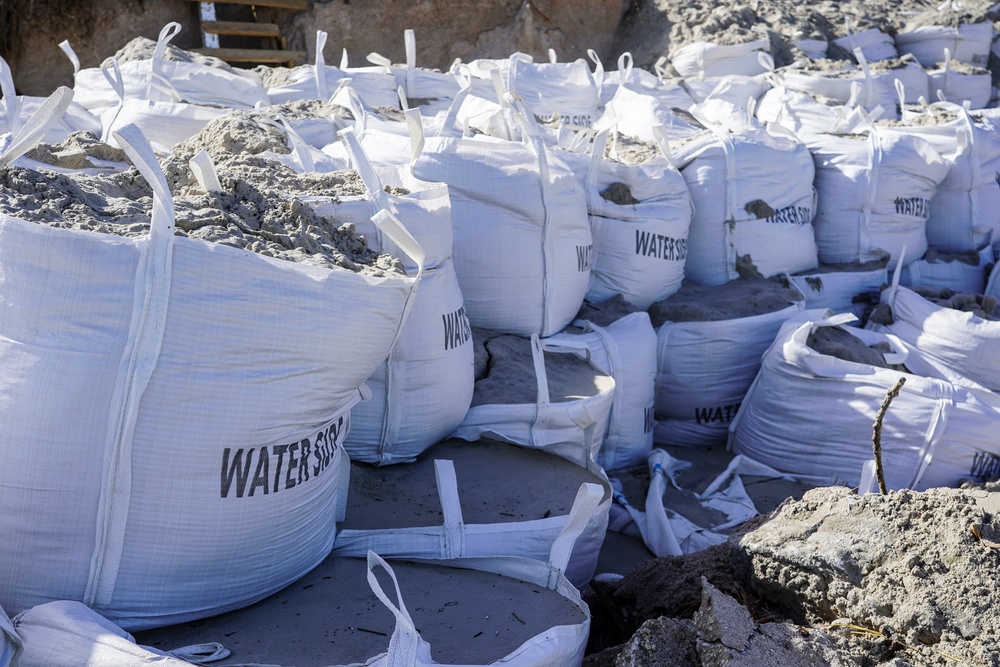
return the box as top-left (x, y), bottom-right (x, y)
top-left (185, 0), bottom-right (307, 67)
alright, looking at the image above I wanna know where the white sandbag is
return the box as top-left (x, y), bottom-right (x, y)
top-left (793, 38), bottom-right (829, 60)
top-left (899, 246), bottom-right (993, 294)
top-left (507, 54), bottom-right (600, 128)
top-left (672, 116), bottom-right (819, 285)
top-left (266, 31), bottom-right (399, 108)
top-left (654, 299), bottom-right (803, 447)
top-left (891, 104), bottom-right (1000, 253)
top-left (13, 601), bottom-right (200, 667)
top-left (682, 74), bottom-right (770, 114)
top-left (895, 22), bottom-right (994, 68)
top-left (870, 273), bottom-right (1000, 390)
top-left (357, 102), bottom-right (591, 335)
top-left (453, 334), bottom-right (616, 471)
top-left (547, 313), bottom-right (659, 472)
top-left (871, 56), bottom-right (929, 105)
top-left (307, 129), bottom-right (474, 465)
top-left (671, 38), bottom-right (771, 79)
top-left (807, 121), bottom-right (950, 269)
top-left (62, 24), bottom-right (268, 113)
top-left (0, 602), bottom-right (19, 667)
top-left (771, 56), bottom-right (897, 112)
top-left (593, 83), bottom-right (702, 142)
top-left (833, 27), bottom-right (898, 62)
top-left (926, 58), bottom-right (992, 109)
top-left (0, 121), bottom-right (420, 629)
top-left (332, 440), bottom-right (611, 588)
top-left (593, 52), bottom-right (674, 107)
top-left (610, 449), bottom-right (797, 557)
top-left (785, 264), bottom-right (888, 318)
top-left (585, 131), bottom-right (693, 308)
top-left (756, 86), bottom-right (857, 138)
top-left (0, 58), bottom-right (101, 143)
top-left (730, 313), bottom-right (1000, 490)
top-left (102, 96), bottom-right (225, 152)
top-left (365, 30), bottom-right (461, 116)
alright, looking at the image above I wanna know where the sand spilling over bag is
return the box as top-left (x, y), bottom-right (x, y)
top-left (650, 278), bottom-right (804, 447)
top-left (136, 552), bottom-right (590, 667)
top-left (899, 245), bottom-right (994, 293)
top-left (0, 119), bottom-right (420, 629)
top-left (306, 129), bottom-right (474, 466)
top-left (730, 313), bottom-right (1000, 490)
top-left (868, 277), bottom-right (1000, 390)
top-left (0, 160), bottom-right (397, 274)
top-left (784, 258), bottom-right (888, 318)
top-left (333, 437), bottom-right (611, 589)
top-left (546, 313), bottom-right (658, 472)
top-left (736, 485), bottom-right (1000, 665)
top-left (671, 116), bottom-right (819, 285)
top-left (584, 131), bottom-right (693, 309)
top-left (454, 333), bottom-right (616, 470)
top-left (23, 131), bottom-right (129, 171)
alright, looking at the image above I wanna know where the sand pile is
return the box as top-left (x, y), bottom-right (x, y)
top-left (114, 35), bottom-right (236, 72)
top-left (648, 277), bottom-right (802, 325)
top-left (25, 131), bottom-right (129, 170)
top-left (587, 486), bottom-right (1000, 666)
top-left (0, 160), bottom-right (401, 274)
top-left (806, 326), bottom-right (907, 370)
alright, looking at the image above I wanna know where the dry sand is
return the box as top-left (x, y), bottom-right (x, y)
top-left (648, 277), bottom-right (803, 325)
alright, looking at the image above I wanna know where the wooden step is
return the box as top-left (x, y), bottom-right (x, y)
top-left (192, 47), bottom-right (306, 63)
top-left (183, 0), bottom-right (307, 10)
top-left (201, 20), bottom-right (281, 38)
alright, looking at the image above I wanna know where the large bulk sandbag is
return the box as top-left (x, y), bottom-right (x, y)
top-left (807, 122), bottom-right (950, 269)
top-left (682, 74), bottom-right (771, 115)
top-left (925, 57), bottom-right (993, 109)
top-left (584, 131), bottom-right (693, 308)
top-left (354, 103), bottom-right (592, 336)
top-left (264, 31), bottom-right (399, 108)
top-left (0, 120), bottom-right (420, 629)
top-left (886, 103), bottom-right (1000, 253)
top-left (332, 439), bottom-right (611, 589)
top-left (672, 117), bottom-right (819, 285)
top-left (364, 30), bottom-right (461, 116)
top-left (62, 24), bottom-right (268, 113)
top-left (507, 54), bottom-right (600, 128)
top-left (12, 601), bottom-right (200, 667)
top-left (832, 27), bottom-right (898, 62)
top-left (770, 55), bottom-right (898, 113)
top-left (869, 273), bottom-right (1000, 390)
top-left (593, 82), bottom-right (702, 143)
top-left (756, 86), bottom-right (860, 139)
top-left (0, 57), bottom-right (101, 144)
top-left (671, 38), bottom-right (771, 79)
top-left (730, 313), bottom-right (1000, 490)
top-left (546, 313), bottom-right (659, 472)
top-left (139, 550), bottom-right (591, 667)
top-left (651, 279), bottom-right (804, 447)
top-left (784, 261), bottom-right (888, 319)
top-left (98, 58), bottom-right (226, 152)
top-left (895, 22), bottom-right (994, 68)
top-left (307, 130), bottom-right (474, 465)
top-left (453, 334), bottom-right (616, 471)
top-left (899, 246), bottom-right (993, 294)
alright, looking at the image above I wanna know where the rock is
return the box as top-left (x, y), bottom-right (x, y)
top-left (698, 621), bottom-right (850, 666)
top-left (284, 0), bottom-right (629, 71)
top-left (614, 616), bottom-right (698, 667)
top-left (693, 578), bottom-right (755, 651)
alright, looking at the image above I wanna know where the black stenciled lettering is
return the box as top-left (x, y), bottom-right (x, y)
top-left (694, 403), bottom-right (741, 425)
top-left (271, 444), bottom-right (289, 494)
top-left (643, 405), bottom-right (655, 434)
top-left (894, 197), bottom-right (930, 219)
top-left (765, 206), bottom-right (811, 226)
top-left (221, 448), bottom-right (254, 499)
top-left (442, 306), bottom-right (472, 351)
top-left (634, 230), bottom-right (688, 261)
top-left (285, 442), bottom-right (299, 490)
top-left (248, 447), bottom-right (270, 497)
top-left (970, 451), bottom-right (1000, 482)
top-left (298, 440), bottom-right (311, 484)
top-left (577, 244), bottom-right (593, 272)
